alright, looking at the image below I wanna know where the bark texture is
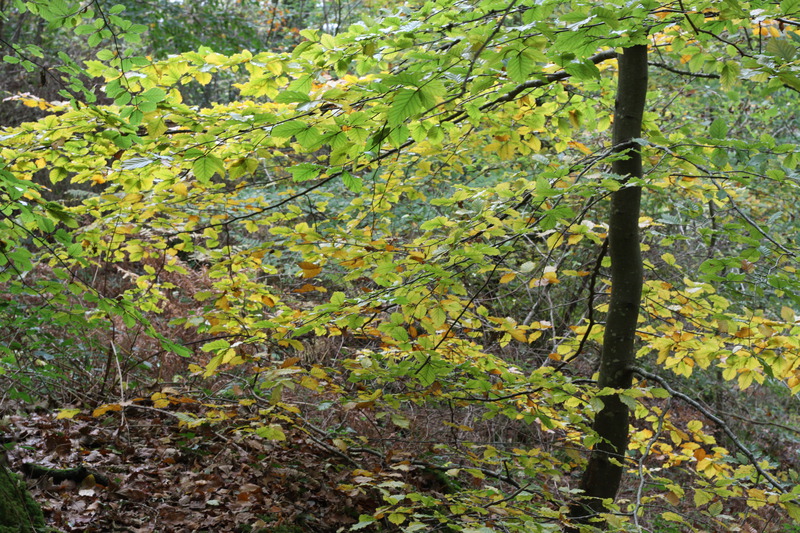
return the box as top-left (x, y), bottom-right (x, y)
top-left (567, 44), bottom-right (647, 530)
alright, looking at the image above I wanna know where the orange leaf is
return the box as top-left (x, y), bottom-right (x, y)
top-left (298, 261), bottom-right (322, 278)
top-left (694, 448), bottom-right (707, 461)
top-left (665, 491), bottom-right (681, 505)
top-left (92, 404), bottom-right (122, 417)
top-left (294, 283), bottom-right (321, 293)
top-left (280, 357), bottom-right (301, 368)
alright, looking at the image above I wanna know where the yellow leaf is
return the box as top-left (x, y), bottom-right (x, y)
top-left (546, 232), bottom-right (563, 250)
top-left (687, 419), bottom-right (703, 432)
top-left (694, 490), bottom-right (713, 506)
top-left (194, 71), bottom-right (212, 85)
top-left (266, 61), bottom-right (283, 75)
top-left (204, 353), bottom-right (223, 377)
top-left (300, 376), bottom-right (319, 390)
top-left (173, 181), bottom-right (188, 196)
top-left (661, 511), bottom-right (685, 523)
top-left (221, 348), bottom-right (237, 365)
top-left (509, 328), bottom-right (527, 343)
top-left (278, 339), bottom-right (304, 350)
top-left (57, 408), bottom-right (81, 419)
top-left (568, 110), bottom-right (581, 129)
top-left (738, 370), bottom-right (754, 389)
top-left (123, 193), bottom-right (143, 204)
top-left (216, 295), bottom-right (230, 310)
top-left (499, 272), bottom-right (516, 284)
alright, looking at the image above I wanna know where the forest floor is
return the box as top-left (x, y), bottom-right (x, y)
top-left (4, 403), bottom-right (378, 533)
top-left (4, 386), bottom-right (800, 533)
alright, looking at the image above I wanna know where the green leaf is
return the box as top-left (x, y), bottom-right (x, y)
top-left (74, 24), bottom-right (95, 35)
top-left (295, 126), bottom-right (321, 149)
top-left (351, 516), bottom-right (377, 530)
top-left (271, 120), bottom-right (308, 138)
top-left (202, 339), bottom-right (231, 352)
top-left (388, 89), bottom-right (422, 127)
top-left (564, 59), bottom-right (601, 80)
top-left (255, 424), bottom-right (286, 441)
top-left (8, 248), bottom-right (32, 271)
top-left (140, 87), bottom-right (166, 102)
top-left (288, 163), bottom-right (322, 182)
top-left (96, 49), bottom-right (115, 60)
top-left (708, 118), bottom-right (728, 139)
top-left (766, 38), bottom-right (796, 61)
top-left (388, 512), bottom-right (406, 525)
top-left (785, 503), bottom-right (800, 520)
top-left (40, 0), bottom-right (71, 21)
top-left (778, 70), bottom-right (800, 91)
top-left (44, 202), bottom-right (77, 227)
top-left (274, 91), bottom-right (310, 104)
top-left (342, 171), bottom-right (362, 192)
top-left (719, 61), bottom-right (740, 90)
top-left (391, 412), bottom-right (410, 428)
top-left (507, 50), bottom-right (533, 83)
top-left (693, 489), bottom-right (713, 506)
top-left (708, 500), bottom-right (723, 516)
top-left (192, 154), bottom-right (225, 183)
top-left (161, 339), bottom-right (191, 358)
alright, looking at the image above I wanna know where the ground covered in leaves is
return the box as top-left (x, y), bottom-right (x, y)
top-left (3, 406), bottom-right (378, 532)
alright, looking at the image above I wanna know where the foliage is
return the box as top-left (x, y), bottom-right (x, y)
top-left (0, 0), bottom-right (369, 125)
top-left (2, 0), bottom-right (800, 531)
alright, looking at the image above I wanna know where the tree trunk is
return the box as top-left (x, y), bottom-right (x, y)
top-left (567, 44), bottom-right (647, 530)
top-left (0, 462), bottom-right (45, 532)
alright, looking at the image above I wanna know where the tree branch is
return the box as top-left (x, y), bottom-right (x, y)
top-left (629, 366), bottom-right (793, 499)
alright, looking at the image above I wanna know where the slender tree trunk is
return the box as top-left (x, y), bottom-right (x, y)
top-left (567, 44), bottom-right (647, 530)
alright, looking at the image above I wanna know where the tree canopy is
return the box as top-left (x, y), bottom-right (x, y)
top-left (2, 0), bottom-right (800, 531)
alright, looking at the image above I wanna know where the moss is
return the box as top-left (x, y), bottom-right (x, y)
top-left (0, 465), bottom-right (45, 533)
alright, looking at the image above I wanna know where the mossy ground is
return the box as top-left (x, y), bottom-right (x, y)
top-left (0, 465), bottom-right (44, 533)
